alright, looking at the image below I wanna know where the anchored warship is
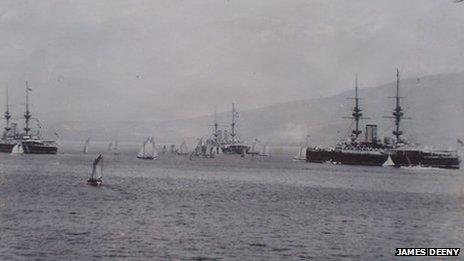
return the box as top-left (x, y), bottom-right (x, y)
top-left (219, 103), bottom-right (250, 155)
top-left (306, 75), bottom-right (388, 166)
top-left (0, 82), bottom-right (58, 154)
top-left (385, 70), bottom-right (460, 169)
top-left (306, 70), bottom-right (460, 169)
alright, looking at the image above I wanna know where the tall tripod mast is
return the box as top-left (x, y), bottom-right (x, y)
top-left (344, 74), bottom-right (366, 140)
top-left (24, 81), bottom-right (31, 135)
top-left (392, 69), bottom-right (404, 141)
top-left (213, 108), bottom-right (218, 137)
top-left (4, 88), bottom-right (11, 134)
top-left (231, 103), bottom-right (237, 143)
top-left (352, 74), bottom-right (362, 138)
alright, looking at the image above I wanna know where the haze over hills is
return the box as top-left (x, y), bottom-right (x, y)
top-left (11, 71), bottom-right (464, 148)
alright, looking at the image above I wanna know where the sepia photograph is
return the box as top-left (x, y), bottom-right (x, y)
top-left (0, 0), bottom-right (463, 259)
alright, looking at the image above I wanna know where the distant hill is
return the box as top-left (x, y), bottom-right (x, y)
top-left (46, 71), bottom-right (464, 148)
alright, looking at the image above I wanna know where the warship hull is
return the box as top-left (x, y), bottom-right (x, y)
top-left (306, 148), bottom-right (388, 166)
top-left (0, 141), bottom-right (57, 154)
top-left (390, 149), bottom-right (460, 169)
top-left (0, 142), bottom-right (15, 153)
top-left (22, 142), bottom-right (58, 154)
top-left (221, 144), bottom-right (250, 155)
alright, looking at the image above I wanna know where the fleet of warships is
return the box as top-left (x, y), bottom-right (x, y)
top-left (1, 71), bottom-right (461, 169)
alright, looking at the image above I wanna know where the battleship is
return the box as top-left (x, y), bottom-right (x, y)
top-left (306, 75), bottom-right (389, 166)
top-left (385, 70), bottom-right (460, 169)
top-left (0, 83), bottom-right (58, 154)
top-left (219, 103), bottom-right (250, 155)
top-left (306, 70), bottom-right (460, 169)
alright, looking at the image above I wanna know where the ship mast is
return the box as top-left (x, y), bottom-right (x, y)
top-left (231, 103), bottom-right (237, 143)
top-left (352, 74), bottom-right (362, 138)
top-left (4, 88), bottom-right (11, 134)
top-left (344, 74), bottom-right (365, 140)
top-left (213, 108), bottom-right (219, 139)
top-left (392, 69), bottom-right (404, 141)
top-left (24, 81), bottom-right (31, 135)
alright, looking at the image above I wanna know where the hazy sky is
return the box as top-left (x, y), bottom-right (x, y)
top-left (0, 0), bottom-right (463, 122)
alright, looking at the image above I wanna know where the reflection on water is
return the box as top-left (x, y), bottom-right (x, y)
top-left (0, 146), bottom-right (463, 260)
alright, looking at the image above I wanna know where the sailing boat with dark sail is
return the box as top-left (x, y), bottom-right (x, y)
top-left (137, 137), bottom-right (157, 160)
top-left (88, 154), bottom-right (103, 186)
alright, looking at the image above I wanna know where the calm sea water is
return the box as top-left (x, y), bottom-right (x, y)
top-left (1, 143), bottom-right (464, 260)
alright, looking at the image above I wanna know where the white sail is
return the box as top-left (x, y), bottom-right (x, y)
top-left (383, 155), bottom-right (394, 167)
top-left (151, 137), bottom-right (158, 158)
top-left (137, 137), bottom-right (157, 159)
top-left (260, 144), bottom-right (269, 156)
top-left (11, 143), bottom-right (24, 154)
top-left (90, 154), bottom-right (103, 180)
top-left (137, 138), bottom-right (149, 158)
top-left (293, 145), bottom-right (306, 160)
top-left (83, 138), bottom-right (90, 154)
top-left (177, 141), bottom-right (188, 155)
top-left (113, 140), bottom-right (119, 155)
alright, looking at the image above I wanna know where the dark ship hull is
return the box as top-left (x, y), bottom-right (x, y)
top-left (0, 142), bottom-right (15, 153)
top-left (0, 141), bottom-right (57, 154)
top-left (21, 141), bottom-right (58, 154)
top-left (390, 149), bottom-right (460, 169)
top-left (306, 148), bottom-right (388, 166)
top-left (221, 144), bottom-right (250, 155)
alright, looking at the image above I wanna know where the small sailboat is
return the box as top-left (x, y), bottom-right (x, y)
top-left (113, 140), bottom-right (119, 155)
top-left (176, 141), bottom-right (189, 155)
top-left (293, 144), bottom-right (306, 161)
top-left (108, 141), bottom-right (113, 152)
top-left (260, 144), bottom-right (269, 157)
top-left (83, 138), bottom-right (90, 154)
top-left (11, 143), bottom-right (24, 154)
top-left (87, 154), bottom-right (103, 186)
top-left (137, 137), bottom-right (158, 160)
top-left (383, 155), bottom-right (394, 167)
top-left (248, 139), bottom-right (260, 155)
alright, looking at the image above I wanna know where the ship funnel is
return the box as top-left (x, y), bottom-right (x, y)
top-left (365, 124), bottom-right (378, 143)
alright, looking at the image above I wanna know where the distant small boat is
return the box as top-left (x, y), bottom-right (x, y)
top-left (293, 145), bottom-right (306, 161)
top-left (260, 144), bottom-right (269, 157)
top-left (113, 140), bottom-right (119, 155)
top-left (83, 138), bottom-right (90, 154)
top-left (176, 141), bottom-right (189, 155)
top-left (137, 137), bottom-right (158, 160)
top-left (87, 154), bottom-right (103, 186)
top-left (248, 139), bottom-right (261, 155)
top-left (383, 155), bottom-right (394, 167)
top-left (11, 142), bottom-right (24, 154)
top-left (108, 141), bottom-right (113, 152)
